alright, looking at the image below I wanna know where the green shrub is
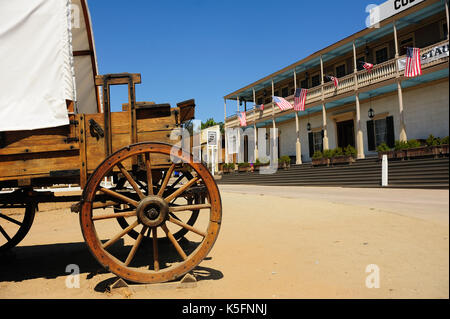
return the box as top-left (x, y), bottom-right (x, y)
top-left (279, 155), bottom-right (291, 164)
top-left (407, 139), bottom-right (421, 148)
top-left (225, 163), bottom-right (235, 170)
top-left (426, 134), bottom-right (439, 146)
top-left (331, 147), bottom-right (344, 157)
top-left (394, 140), bottom-right (409, 150)
top-left (441, 136), bottom-right (449, 145)
top-left (256, 157), bottom-right (270, 165)
top-left (312, 151), bottom-right (323, 159)
top-left (344, 145), bottom-right (357, 157)
top-left (376, 142), bottom-right (391, 152)
top-left (322, 149), bottom-right (333, 159)
top-left (237, 162), bottom-right (250, 168)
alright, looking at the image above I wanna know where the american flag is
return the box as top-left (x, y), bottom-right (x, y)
top-left (294, 88), bottom-right (307, 111)
top-left (273, 96), bottom-right (293, 111)
top-left (325, 75), bottom-right (339, 88)
top-left (358, 61), bottom-right (374, 72)
top-left (405, 47), bottom-right (422, 78)
top-left (238, 111), bottom-right (247, 127)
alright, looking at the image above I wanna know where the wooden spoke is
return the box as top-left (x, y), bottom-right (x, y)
top-left (145, 153), bottom-right (154, 195)
top-left (92, 211), bottom-right (137, 221)
top-left (0, 213), bottom-right (23, 226)
top-left (99, 187), bottom-right (139, 207)
top-left (116, 162), bottom-right (145, 200)
top-left (102, 220), bottom-right (139, 249)
top-left (124, 226), bottom-right (148, 266)
top-left (168, 216), bottom-right (206, 237)
top-left (169, 203), bottom-right (211, 212)
top-left (167, 173), bottom-right (185, 191)
top-left (157, 163), bottom-right (176, 197)
top-left (152, 227), bottom-right (159, 271)
top-left (92, 201), bottom-right (119, 209)
top-left (164, 177), bottom-right (199, 203)
top-left (161, 224), bottom-right (187, 260)
top-left (0, 225), bottom-right (11, 241)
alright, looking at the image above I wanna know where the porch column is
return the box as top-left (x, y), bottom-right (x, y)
top-left (253, 88), bottom-right (258, 161)
top-left (224, 99), bottom-right (228, 164)
top-left (271, 79), bottom-right (277, 159)
top-left (355, 94), bottom-right (365, 159)
top-left (294, 68), bottom-right (302, 164)
top-left (446, 0), bottom-right (450, 40)
top-left (353, 41), bottom-right (365, 159)
top-left (393, 21), bottom-right (407, 142)
top-left (320, 55), bottom-right (329, 150)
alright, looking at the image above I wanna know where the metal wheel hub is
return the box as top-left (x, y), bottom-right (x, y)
top-left (136, 196), bottom-right (168, 227)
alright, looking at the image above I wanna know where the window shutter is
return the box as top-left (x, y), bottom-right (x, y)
top-left (308, 132), bottom-right (314, 157)
top-left (386, 116), bottom-right (395, 148)
top-left (367, 120), bottom-right (375, 151)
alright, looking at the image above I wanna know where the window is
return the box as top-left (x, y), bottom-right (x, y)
top-left (264, 98), bottom-right (271, 104)
top-left (399, 35), bottom-right (414, 56)
top-left (300, 79), bottom-right (308, 89)
top-left (375, 46), bottom-right (388, 64)
top-left (281, 87), bottom-right (289, 97)
top-left (367, 116), bottom-right (395, 151)
top-left (356, 56), bottom-right (366, 71)
top-left (441, 21), bottom-right (448, 40)
top-left (335, 64), bottom-right (346, 78)
top-left (311, 74), bottom-right (320, 87)
top-left (308, 130), bottom-right (324, 157)
top-left (257, 97), bottom-right (263, 105)
top-left (313, 131), bottom-right (323, 153)
top-left (274, 90), bottom-right (279, 97)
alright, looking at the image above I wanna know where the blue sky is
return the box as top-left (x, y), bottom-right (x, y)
top-left (88, 0), bottom-right (384, 123)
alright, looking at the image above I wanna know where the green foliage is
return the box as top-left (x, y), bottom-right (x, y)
top-left (312, 151), bottom-right (323, 159)
top-left (223, 163), bottom-right (235, 170)
top-left (322, 149), bottom-right (334, 159)
top-left (201, 118), bottom-right (219, 130)
top-left (426, 134), bottom-right (449, 146)
top-left (237, 162), bottom-right (250, 168)
top-left (407, 139), bottom-right (421, 148)
top-left (344, 145), bottom-right (357, 157)
top-left (394, 140), bottom-right (409, 150)
top-left (441, 136), bottom-right (449, 145)
top-left (331, 147), bottom-right (344, 157)
top-left (376, 142), bottom-right (391, 152)
top-left (279, 156), bottom-right (291, 164)
top-left (256, 157), bottom-right (270, 165)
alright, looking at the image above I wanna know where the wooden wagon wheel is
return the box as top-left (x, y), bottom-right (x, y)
top-left (0, 198), bottom-right (36, 253)
top-left (113, 170), bottom-right (204, 243)
top-left (79, 142), bottom-right (221, 284)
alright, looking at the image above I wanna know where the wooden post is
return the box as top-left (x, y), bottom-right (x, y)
top-left (271, 79), bottom-right (277, 160)
top-left (446, 0), bottom-right (450, 40)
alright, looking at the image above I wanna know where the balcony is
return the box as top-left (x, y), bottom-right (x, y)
top-left (226, 39), bottom-right (449, 127)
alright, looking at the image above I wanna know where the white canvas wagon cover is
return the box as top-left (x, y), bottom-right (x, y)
top-left (0, 0), bottom-right (99, 132)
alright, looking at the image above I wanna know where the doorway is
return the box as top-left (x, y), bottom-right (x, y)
top-left (336, 120), bottom-right (355, 148)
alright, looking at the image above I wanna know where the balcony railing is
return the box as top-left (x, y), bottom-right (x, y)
top-left (226, 39), bottom-right (448, 127)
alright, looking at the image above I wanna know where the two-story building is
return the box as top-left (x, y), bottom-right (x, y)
top-left (223, 0), bottom-right (449, 164)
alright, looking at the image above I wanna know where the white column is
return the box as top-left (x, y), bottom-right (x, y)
top-left (446, 0), bottom-right (449, 40)
top-left (355, 94), bottom-right (365, 159)
top-left (393, 21), bottom-right (407, 142)
top-left (320, 55), bottom-right (329, 150)
top-left (253, 88), bottom-right (258, 161)
top-left (353, 41), bottom-right (365, 159)
top-left (271, 79), bottom-right (277, 159)
top-left (294, 68), bottom-right (302, 164)
top-left (224, 99), bottom-right (228, 164)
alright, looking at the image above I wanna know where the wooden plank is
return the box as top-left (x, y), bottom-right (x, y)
top-left (95, 74), bottom-right (141, 86)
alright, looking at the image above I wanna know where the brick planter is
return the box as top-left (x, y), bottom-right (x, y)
top-left (312, 158), bottom-right (330, 167)
top-left (331, 155), bottom-right (355, 165)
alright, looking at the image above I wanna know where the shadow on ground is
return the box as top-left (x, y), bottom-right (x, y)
top-left (0, 239), bottom-right (223, 287)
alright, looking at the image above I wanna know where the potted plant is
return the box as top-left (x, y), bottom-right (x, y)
top-left (312, 150), bottom-right (330, 166)
top-left (254, 157), bottom-right (270, 171)
top-left (222, 163), bottom-right (235, 174)
top-left (376, 142), bottom-right (394, 160)
top-left (237, 162), bottom-right (251, 172)
top-left (279, 155), bottom-right (291, 169)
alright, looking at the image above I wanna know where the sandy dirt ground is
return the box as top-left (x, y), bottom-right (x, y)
top-left (0, 185), bottom-right (448, 299)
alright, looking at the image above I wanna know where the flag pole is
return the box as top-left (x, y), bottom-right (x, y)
top-left (294, 67), bottom-right (302, 164)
